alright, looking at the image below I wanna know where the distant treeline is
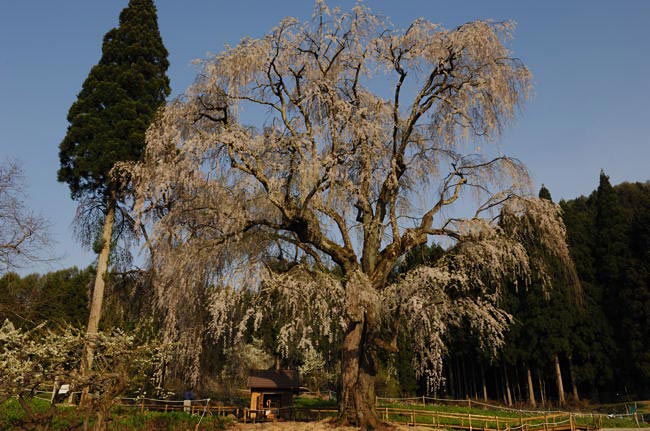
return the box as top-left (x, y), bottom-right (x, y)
top-left (0, 267), bottom-right (152, 332)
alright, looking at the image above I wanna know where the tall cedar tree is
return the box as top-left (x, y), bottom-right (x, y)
top-left (57, 0), bottom-right (170, 398)
top-left (560, 194), bottom-right (616, 400)
top-left (595, 173), bottom-right (650, 395)
top-left (594, 172), bottom-right (630, 385)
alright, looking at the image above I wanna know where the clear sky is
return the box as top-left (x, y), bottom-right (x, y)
top-left (1, 0), bottom-right (649, 274)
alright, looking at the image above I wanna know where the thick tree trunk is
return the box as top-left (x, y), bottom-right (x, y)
top-left (339, 320), bottom-right (382, 430)
top-left (553, 353), bottom-right (566, 406)
top-left (526, 365), bottom-right (536, 408)
top-left (79, 198), bottom-right (116, 405)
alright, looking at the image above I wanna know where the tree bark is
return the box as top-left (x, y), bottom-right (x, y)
top-left (448, 358), bottom-right (456, 398)
top-left (480, 361), bottom-right (488, 401)
top-left (526, 365), bottom-right (537, 408)
top-left (458, 356), bottom-right (470, 399)
top-left (456, 356), bottom-right (463, 399)
top-left (553, 353), bottom-right (566, 406)
top-left (503, 365), bottom-right (513, 407)
top-left (470, 358), bottom-right (478, 399)
top-left (79, 197), bottom-right (116, 405)
top-left (514, 365), bottom-right (522, 403)
top-left (339, 319), bottom-right (382, 430)
top-left (568, 354), bottom-right (579, 402)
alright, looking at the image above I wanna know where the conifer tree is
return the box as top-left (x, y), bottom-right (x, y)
top-left (538, 184), bottom-right (552, 202)
top-left (58, 0), bottom-right (170, 397)
top-left (560, 195), bottom-right (616, 400)
top-left (593, 171), bottom-right (630, 386)
top-left (594, 176), bottom-right (650, 395)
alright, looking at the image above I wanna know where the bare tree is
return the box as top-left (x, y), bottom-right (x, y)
top-left (125, 3), bottom-right (576, 429)
top-left (0, 161), bottom-right (50, 272)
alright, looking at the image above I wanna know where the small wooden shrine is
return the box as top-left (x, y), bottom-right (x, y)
top-left (247, 369), bottom-right (299, 419)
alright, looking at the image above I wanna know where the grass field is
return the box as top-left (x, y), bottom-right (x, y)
top-left (0, 397), bottom-right (232, 431)
top-left (292, 396), bottom-right (645, 429)
top-left (1, 396), bottom-right (646, 430)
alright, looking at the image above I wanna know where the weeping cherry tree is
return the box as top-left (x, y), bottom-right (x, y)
top-left (124, 3), bottom-right (576, 429)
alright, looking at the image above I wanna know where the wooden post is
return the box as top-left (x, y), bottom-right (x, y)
top-left (411, 409), bottom-right (416, 426)
top-left (543, 414), bottom-right (548, 431)
top-left (51, 376), bottom-right (61, 404)
top-left (569, 413), bottom-right (575, 431)
top-left (496, 416), bottom-right (500, 431)
top-left (469, 413), bottom-right (473, 431)
top-left (140, 398), bottom-right (145, 413)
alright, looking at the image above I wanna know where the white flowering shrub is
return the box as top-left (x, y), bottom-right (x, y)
top-left (0, 320), bottom-right (166, 429)
top-left (0, 320), bottom-right (81, 403)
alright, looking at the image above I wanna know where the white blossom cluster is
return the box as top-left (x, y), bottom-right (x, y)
top-left (0, 320), bottom-right (80, 401)
top-left (0, 320), bottom-right (166, 408)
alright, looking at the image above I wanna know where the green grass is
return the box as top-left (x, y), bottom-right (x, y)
top-left (293, 396), bottom-right (338, 409)
top-left (291, 396), bottom-right (643, 429)
top-left (3, 396), bottom-right (643, 430)
top-left (107, 410), bottom-right (231, 431)
top-left (0, 397), bottom-right (233, 431)
top-left (0, 398), bottom-right (86, 430)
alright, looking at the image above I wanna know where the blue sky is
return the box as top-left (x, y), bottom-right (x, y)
top-left (1, 0), bottom-right (649, 274)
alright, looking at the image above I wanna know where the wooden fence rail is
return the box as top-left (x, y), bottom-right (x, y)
top-left (113, 400), bottom-right (594, 431)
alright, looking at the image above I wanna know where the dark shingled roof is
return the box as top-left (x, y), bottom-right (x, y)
top-left (247, 369), bottom-right (299, 389)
